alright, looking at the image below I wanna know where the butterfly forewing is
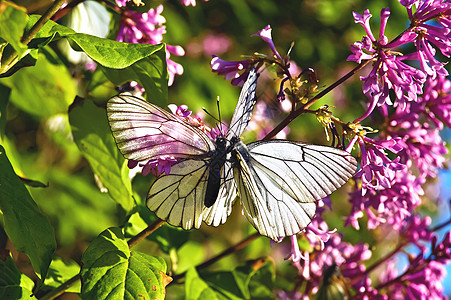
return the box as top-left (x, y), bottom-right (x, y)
top-left (227, 68), bottom-right (258, 139)
top-left (247, 140), bottom-right (357, 201)
top-left (232, 140), bottom-right (357, 240)
top-left (107, 95), bottom-right (215, 162)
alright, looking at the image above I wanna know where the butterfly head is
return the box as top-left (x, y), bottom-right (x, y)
top-left (215, 136), bottom-right (227, 151)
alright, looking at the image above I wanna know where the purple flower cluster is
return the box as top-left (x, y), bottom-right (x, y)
top-left (281, 208), bottom-right (372, 298)
top-left (206, 1), bottom-right (451, 298)
top-left (349, 2), bottom-right (450, 114)
top-left (383, 99), bottom-right (448, 179)
top-left (210, 25), bottom-right (288, 86)
top-left (348, 1), bottom-right (450, 230)
top-left (376, 231), bottom-right (451, 300)
top-left (116, 3), bottom-right (184, 85)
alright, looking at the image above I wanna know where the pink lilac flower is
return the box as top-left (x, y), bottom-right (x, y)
top-left (349, 8), bottom-right (428, 114)
top-left (383, 99), bottom-right (448, 179)
top-left (355, 136), bottom-right (405, 196)
top-left (116, 4), bottom-right (184, 86)
top-left (399, 0), bottom-right (451, 77)
top-left (141, 156), bottom-right (178, 176)
top-left (423, 75), bottom-right (451, 128)
top-left (251, 25), bottom-right (282, 60)
top-left (210, 55), bottom-right (253, 86)
top-left (347, 168), bottom-right (424, 230)
top-left (211, 25), bottom-right (283, 85)
top-left (180, 0), bottom-right (209, 7)
top-left (296, 233), bottom-right (372, 298)
top-left (282, 205), bottom-right (372, 298)
top-left (116, 0), bottom-right (145, 7)
top-left (401, 215), bottom-right (434, 251)
top-left (377, 232), bottom-right (451, 300)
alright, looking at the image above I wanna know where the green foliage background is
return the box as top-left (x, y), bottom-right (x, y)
top-left (0, 0), bottom-right (438, 299)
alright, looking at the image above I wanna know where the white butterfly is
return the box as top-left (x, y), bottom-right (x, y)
top-left (107, 68), bottom-right (357, 241)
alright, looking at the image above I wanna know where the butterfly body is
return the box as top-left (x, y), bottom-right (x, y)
top-left (204, 136), bottom-right (228, 207)
top-left (107, 68), bottom-right (358, 240)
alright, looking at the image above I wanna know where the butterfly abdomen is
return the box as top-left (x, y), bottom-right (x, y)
top-left (204, 137), bottom-right (228, 207)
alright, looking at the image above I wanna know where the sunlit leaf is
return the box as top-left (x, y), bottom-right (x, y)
top-left (81, 227), bottom-right (170, 300)
top-left (0, 2), bottom-right (28, 56)
top-left (200, 258), bottom-right (275, 299)
top-left (0, 251), bottom-right (37, 299)
top-left (0, 146), bottom-right (56, 282)
top-left (69, 97), bottom-right (134, 211)
top-left (25, 15), bottom-right (168, 104)
top-left (43, 257), bottom-right (81, 293)
top-left (0, 47), bottom-right (76, 118)
top-left (185, 267), bottom-right (219, 300)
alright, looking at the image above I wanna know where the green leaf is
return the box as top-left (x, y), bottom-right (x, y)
top-left (0, 251), bottom-right (37, 299)
top-left (0, 83), bottom-right (10, 138)
top-left (25, 15), bottom-right (168, 105)
top-left (43, 257), bottom-right (81, 293)
top-left (69, 97), bottom-right (134, 211)
top-left (201, 259), bottom-right (275, 300)
top-left (0, 47), bottom-right (76, 118)
top-left (0, 2), bottom-right (28, 56)
top-left (100, 44), bottom-right (168, 106)
top-left (0, 146), bottom-right (56, 282)
top-left (185, 267), bottom-right (218, 300)
top-left (81, 227), bottom-right (170, 300)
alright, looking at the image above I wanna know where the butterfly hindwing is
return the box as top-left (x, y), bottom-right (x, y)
top-left (147, 159), bottom-right (210, 230)
top-left (107, 94), bottom-right (215, 162)
top-left (232, 140), bottom-right (357, 240)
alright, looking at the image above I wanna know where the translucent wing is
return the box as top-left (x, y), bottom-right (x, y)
top-left (107, 94), bottom-right (215, 162)
top-left (233, 140), bottom-right (357, 240)
top-left (147, 159), bottom-right (210, 229)
top-left (202, 159), bottom-right (237, 226)
top-left (227, 68), bottom-right (258, 139)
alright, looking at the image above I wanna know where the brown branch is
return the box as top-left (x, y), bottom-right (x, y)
top-left (172, 232), bottom-right (261, 282)
top-left (128, 219), bottom-right (166, 248)
top-left (263, 60), bottom-right (372, 140)
top-left (0, 0), bottom-right (66, 74)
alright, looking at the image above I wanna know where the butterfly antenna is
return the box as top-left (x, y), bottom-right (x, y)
top-left (216, 96), bottom-right (225, 136)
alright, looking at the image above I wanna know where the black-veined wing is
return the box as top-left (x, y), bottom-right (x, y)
top-left (227, 67), bottom-right (258, 139)
top-left (147, 159), bottom-right (210, 229)
top-left (232, 140), bottom-right (357, 241)
top-left (107, 94), bottom-right (215, 162)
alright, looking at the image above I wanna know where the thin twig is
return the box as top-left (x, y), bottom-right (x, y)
top-left (364, 242), bottom-right (406, 276)
top-left (172, 232), bottom-right (261, 282)
top-left (39, 274), bottom-right (80, 300)
top-left (0, 0), bottom-right (66, 74)
top-left (263, 60), bottom-right (372, 141)
top-left (128, 219), bottom-right (166, 248)
top-left (21, 0), bottom-right (66, 44)
top-left (431, 218), bottom-right (451, 232)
